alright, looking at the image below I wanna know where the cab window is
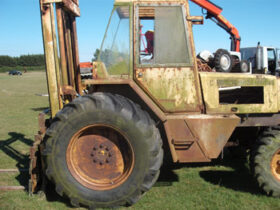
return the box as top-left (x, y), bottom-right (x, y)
top-left (138, 6), bottom-right (191, 66)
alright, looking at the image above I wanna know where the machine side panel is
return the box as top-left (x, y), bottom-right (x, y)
top-left (135, 67), bottom-right (201, 112)
top-left (200, 72), bottom-right (278, 114)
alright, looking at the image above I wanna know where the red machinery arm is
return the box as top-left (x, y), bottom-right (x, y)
top-left (190, 0), bottom-right (240, 52)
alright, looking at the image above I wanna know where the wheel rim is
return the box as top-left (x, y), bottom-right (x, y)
top-left (241, 62), bottom-right (248, 72)
top-left (66, 124), bottom-right (134, 191)
top-left (220, 54), bottom-right (231, 71)
top-left (271, 149), bottom-right (280, 181)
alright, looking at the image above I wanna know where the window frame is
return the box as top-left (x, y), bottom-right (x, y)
top-left (135, 3), bottom-right (193, 68)
top-left (267, 48), bottom-right (276, 61)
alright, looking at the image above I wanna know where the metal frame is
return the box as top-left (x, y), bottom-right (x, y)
top-left (40, 0), bottom-right (81, 118)
top-left (29, 0), bottom-right (82, 194)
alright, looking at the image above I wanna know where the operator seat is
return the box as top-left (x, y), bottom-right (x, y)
top-left (145, 30), bottom-right (154, 56)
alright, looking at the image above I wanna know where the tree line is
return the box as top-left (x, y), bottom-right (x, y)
top-left (0, 54), bottom-right (45, 67)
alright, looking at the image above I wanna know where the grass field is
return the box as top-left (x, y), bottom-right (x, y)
top-left (0, 71), bottom-right (280, 209)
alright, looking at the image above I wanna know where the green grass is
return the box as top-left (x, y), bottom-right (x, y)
top-left (1, 71), bottom-right (280, 209)
top-left (0, 65), bottom-right (45, 73)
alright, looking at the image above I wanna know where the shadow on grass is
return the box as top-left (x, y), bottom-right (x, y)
top-left (0, 132), bottom-right (73, 207)
top-left (0, 132), bottom-right (33, 189)
top-left (31, 107), bottom-right (49, 112)
top-left (199, 148), bottom-right (262, 196)
top-left (155, 163), bottom-right (179, 187)
top-left (43, 181), bottom-right (73, 208)
top-left (157, 147), bottom-right (262, 195)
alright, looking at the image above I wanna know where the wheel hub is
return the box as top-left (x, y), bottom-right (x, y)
top-left (220, 54), bottom-right (231, 70)
top-left (66, 125), bottom-right (134, 190)
top-left (91, 143), bottom-right (113, 165)
top-left (271, 149), bottom-right (280, 181)
top-left (241, 62), bottom-right (248, 72)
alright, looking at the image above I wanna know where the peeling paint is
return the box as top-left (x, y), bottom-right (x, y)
top-left (136, 67), bottom-right (200, 112)
top-left (200, 72), bottom-right (279, 114)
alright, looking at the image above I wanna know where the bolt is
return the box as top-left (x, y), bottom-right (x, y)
top-left (108, 153), bottom-right (112, 157)
top-left (100, 145), bottom-right (103, 149)
top-left (105, 147), bottom-right (109, 151)
top-left (99, 162), bottom-right (103, 166)
top-left (106, 159), bottom-right (109, 163)
top-left (90, 153), bottom-right (94, 157)
top-left (138, 72), bottom-right (143, 78)
top-left (93, 147), bottom-right (97, 151)
top-left (93, 159), bottom-right (97, 163)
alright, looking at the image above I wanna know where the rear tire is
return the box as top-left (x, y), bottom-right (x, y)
top-left (43, 92), bottom-right (163, 208)
top-left (250, 126), bottom-right (280, 197)
top-left (214, 49), bottom-right (233, 72)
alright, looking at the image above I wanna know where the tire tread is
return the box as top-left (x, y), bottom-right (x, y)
top-left (43, 92), bottom-right (163, 208)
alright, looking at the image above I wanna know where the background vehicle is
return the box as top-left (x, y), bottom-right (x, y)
top-left (30, 0), bottom-right (280, 208)
top-left (80, 62), bottom-right (93, 79)
top-left (241, 44), bottom-right (280, 74)
top-left (190, 0), bottom-right (245, 73)
top-left (8, 70), bottom-right (22, 75)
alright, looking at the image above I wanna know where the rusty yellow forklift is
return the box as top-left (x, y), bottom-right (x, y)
top-left (31, 0), bottom-right (280, 208)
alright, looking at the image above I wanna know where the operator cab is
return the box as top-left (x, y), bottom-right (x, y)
top-left (98, 1), bottom-right (192, 77)
top-left (267, 47), bottom-right (277, 73)
top-left (97, 1), bottom-right (200, 113)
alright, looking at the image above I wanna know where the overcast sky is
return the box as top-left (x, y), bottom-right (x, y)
top-left (0, 0), bottom-right (279, 62)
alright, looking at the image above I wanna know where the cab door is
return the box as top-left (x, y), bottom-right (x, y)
top-left (133, 4), bottom-right (202, 113)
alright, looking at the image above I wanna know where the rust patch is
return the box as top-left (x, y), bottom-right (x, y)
top-left (196, 59), bottom-right (212, 72)
top-left (66, 125), bottom-right (134, 190)
top-left (29, 113), bottom-right (47, 194)
top-left (271, 149), bottom-right (280, 181)
top-left (164, 119), bottom-right (209, 163)
top-left (61, 85), bottom-right (77, 97)
top-left (135, 67), bottom-right (201, 112)
top-left (185, 114), bottom-right (240, 158)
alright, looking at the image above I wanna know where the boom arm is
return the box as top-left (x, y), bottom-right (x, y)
top-left (190, 0), bottom-right (240, 52)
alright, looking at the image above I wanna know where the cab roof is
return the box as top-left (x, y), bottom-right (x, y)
top-left (115, 0), bottom-right (185, 3)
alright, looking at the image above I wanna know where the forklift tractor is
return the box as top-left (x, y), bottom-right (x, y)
top-left (31, 0), bottom-right (280, 208)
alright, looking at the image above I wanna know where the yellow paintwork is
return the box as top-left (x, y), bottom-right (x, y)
top-left (200, 72), bottom-right (279, 114)
top-left (136, 67), bottom-right (201, 112)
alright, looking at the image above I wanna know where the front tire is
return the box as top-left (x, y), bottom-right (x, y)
top-left (250, 126), bottom-right (280, 197)
top-left (43, 93), bottom-right (163, 208)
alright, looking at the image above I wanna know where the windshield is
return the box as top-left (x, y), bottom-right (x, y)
top-left (99, 6), bottom-right (130, 75)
